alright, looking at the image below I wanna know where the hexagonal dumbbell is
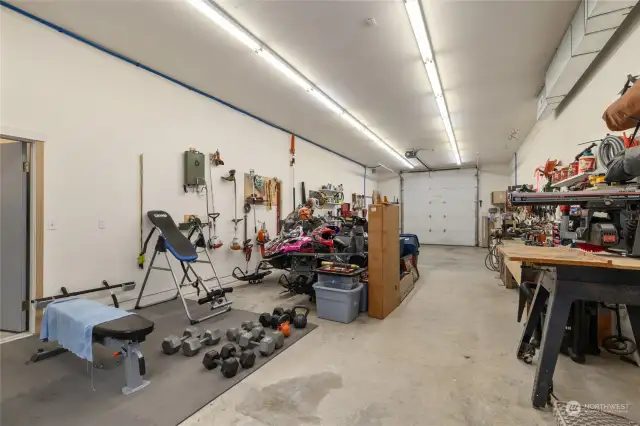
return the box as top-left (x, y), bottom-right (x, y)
top-left (161, 326), bottom-right (200, 355)
top-left (250, 326), bottom-right (266, 341)
top-left (219, 343), bottom-right (256, 369)
top-left (226, 327), bottom-right (241, 342)
top-left (238, 332), bottom-right (275, 356)
top-left (272, 331), bottom-right (285, 349)
top-left (182, 329), bottom-right (222, 357)
top-left (201, 350), bottom-right (239, 378)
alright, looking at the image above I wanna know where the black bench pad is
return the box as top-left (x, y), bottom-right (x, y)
top-left (93, 314), bottom-right (155, 342)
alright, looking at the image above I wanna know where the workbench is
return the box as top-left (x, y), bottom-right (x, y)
top-left (498, 240), bottom-right (531, 288)
top-left (498, 244), bottom-right (640, 408)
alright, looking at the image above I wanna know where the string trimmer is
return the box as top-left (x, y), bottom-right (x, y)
top-left (221, 169), bottom-right (242, 250)
top-left (242, 202), bottom-right (253, 271)
top-left (206, 153), bottom-right (223, 249)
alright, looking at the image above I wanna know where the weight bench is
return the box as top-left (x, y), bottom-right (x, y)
top-left (31, 281), bottom-right (154, 395)
top-left (135, 210), bottom-right (233, 324)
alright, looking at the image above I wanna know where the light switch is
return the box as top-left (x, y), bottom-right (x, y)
top-left (98, 219), bottom-right (106, 229)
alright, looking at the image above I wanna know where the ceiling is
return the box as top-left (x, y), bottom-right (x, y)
top-left (9, 0), bottom-right (579, 170)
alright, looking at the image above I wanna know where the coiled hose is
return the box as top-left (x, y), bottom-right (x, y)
top-left (598, 134), bottom-right (625, 169)
top-left (485, 236), bottom-right (503, 272)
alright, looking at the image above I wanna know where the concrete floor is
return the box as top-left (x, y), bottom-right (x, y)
top-left (181, 246), bottom-right (640, 426)
top-left (0, 331), bottom-right (17, 341)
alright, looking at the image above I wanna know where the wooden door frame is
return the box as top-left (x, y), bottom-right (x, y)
top-left (1, 135), bottom-right (44, 333)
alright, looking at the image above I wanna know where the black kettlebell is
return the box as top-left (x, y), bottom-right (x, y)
top-left (291, 306), bottom-right (309, 329)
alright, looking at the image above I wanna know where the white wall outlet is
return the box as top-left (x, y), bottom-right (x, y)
top-left (98, 219), bottom-right (106, 229)
top-left (47, 220), bottom-right (57, 230)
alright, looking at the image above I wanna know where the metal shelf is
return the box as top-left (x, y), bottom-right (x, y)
top-left (551, 172), bottom-right (591, 188)
top-left (317, 202), bottom-right (343, 208)
top-left (318, 188), bottom-right (340, 195)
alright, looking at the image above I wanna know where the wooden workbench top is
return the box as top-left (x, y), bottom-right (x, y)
top-left (497, 244), bottom-right (640, 271)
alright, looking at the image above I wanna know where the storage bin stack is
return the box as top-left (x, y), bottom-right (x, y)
top-left (313, 267), bottom-right (363, 323)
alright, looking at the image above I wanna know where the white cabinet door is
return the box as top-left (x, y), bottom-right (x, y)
top-left (403, 169), bottom-right (477, 246)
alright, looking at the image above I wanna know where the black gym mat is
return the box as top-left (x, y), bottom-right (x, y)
top-left (0, 300), bottom-right (317, 426)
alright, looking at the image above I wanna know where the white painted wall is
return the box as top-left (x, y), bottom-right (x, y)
top-left (377, 176), bottom-right (400, 202)
top-left (0, 10), bottom-right (376, 301)
top-left (514, 16), bottom-right (640, 185)
top-left (478, 165), bottom-right (511, 246)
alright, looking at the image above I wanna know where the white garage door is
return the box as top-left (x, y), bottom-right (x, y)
top-left (403, 169), bottom-right (477, 246)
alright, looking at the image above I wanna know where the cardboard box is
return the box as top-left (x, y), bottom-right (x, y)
top-left (368, 204), bottom-right (400, 319)
top-left (491, 191), bottom-right (506, 205)
top-left (399, 272), bottom-right (416, 301)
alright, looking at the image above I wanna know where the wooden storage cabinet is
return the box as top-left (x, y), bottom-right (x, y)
top-left (367, 204), bottom-right (400, 319)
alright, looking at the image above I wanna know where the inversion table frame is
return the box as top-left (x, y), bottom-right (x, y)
top-left (135, 211), bottom-right (232, 324)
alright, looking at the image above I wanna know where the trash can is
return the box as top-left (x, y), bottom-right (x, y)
top-left (312, 282), bottom-right (363, 324)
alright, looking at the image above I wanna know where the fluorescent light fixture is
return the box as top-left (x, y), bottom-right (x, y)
top-left (424, 60), bottom-right (442, 97)
top-left (257, 49), bottom-right (312, 91)
top-left (189, 0), bottom-right (414, 169)
top-left (443, 119), bottom-right (461, 165)
top-left (362, 128), bottom-right (377, 141)
top-left (341, 114), bottom-right (364, 132)
top-left (405, 0), bottom-right (461, 166)
top-left (435, 95), bottom-right (448, 120)
top-left (186, 0), bottom-right (260, 51)
top-left (309, 89), bottom-right (343, 115)
top-left (369, 134), bottom-right (414, 169)
top-left (405, 0), bottom-right (433, 62)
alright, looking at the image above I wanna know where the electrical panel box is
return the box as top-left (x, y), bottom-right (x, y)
top-left (184, 150), bottom-right (205, 187)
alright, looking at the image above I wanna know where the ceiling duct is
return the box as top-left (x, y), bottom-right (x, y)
top-left (537, 0), bottom-right (637, 120)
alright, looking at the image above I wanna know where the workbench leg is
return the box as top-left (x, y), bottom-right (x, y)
top-left (566, 301), bottom-right (586, 364)
top-left (532, 287), bottom-right (573, 409)
top-left (627, 305), bottom-right (640, 354)
top-left (517, 284), bottom-right (548, 360)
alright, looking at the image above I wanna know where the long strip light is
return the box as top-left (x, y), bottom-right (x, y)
top-left (405, 0), bottom-right (461, 165)
top-left (187, 0), bottom-right (414, 169)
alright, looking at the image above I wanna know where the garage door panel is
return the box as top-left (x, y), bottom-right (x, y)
top-left (403, 169), bottom-right (477, 246)
top-left (422, 229), bottom-right (471, 245)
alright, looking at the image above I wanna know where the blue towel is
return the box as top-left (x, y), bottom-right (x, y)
top-left (40, 298), bottom-right (133, 362)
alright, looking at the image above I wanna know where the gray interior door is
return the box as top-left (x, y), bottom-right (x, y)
top-left (1, 142), bottom-right (28, 332)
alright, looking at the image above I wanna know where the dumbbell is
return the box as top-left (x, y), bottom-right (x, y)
top-left (161, 326), bottom-right (200, 355)
top-left (241, 320), bottom-right (262, 332)
top-left (220, 343), bottom-right (256, 368)
top-left (238, 331), bottom-right (281, 356)
top-left (226, 328), bottom-right (241, 342)
top-left (182, 329), bottom-right (223, 356)
top-left (201, 350), bottom-right (239, 378)
top-left (271, 331), bottom-right (285, 349)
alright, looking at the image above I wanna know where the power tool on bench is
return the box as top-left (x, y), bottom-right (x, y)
top-left (509, 187), bottom-right (640, 257)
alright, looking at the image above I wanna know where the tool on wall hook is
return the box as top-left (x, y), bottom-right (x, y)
top-left (221, 169), bottom-right (242, 250)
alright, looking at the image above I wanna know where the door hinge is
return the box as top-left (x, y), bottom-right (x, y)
top-left (22, 300), bottom-right (29, 311)
top-left (23, 161), bottom-right (30, 173)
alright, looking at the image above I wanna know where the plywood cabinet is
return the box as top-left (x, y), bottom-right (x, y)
top-left (367, 204), bottom-right (400, 319)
